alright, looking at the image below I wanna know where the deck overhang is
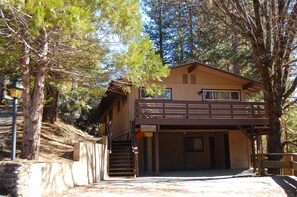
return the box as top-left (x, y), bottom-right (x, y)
top-left (135, 117), bottom-right (269, 127)
top-left (135, 99), bottom-right (269, 130)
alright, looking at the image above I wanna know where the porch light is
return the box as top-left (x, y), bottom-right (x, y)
top-left (8, 79), bottom-right (24, 99)
top-left (7, 78), bottom-right (24, 160)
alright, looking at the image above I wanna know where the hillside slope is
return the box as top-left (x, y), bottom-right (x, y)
top-left (0, 106), bottom-right (99, 161)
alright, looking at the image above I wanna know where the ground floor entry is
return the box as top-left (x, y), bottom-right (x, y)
top-left (137, 130), bottom-right (251, 175)
top-left (159, 132), bottom-right (230, 170)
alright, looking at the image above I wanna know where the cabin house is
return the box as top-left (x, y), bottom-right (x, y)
top-left (97, 62), bottom-right (269, 177)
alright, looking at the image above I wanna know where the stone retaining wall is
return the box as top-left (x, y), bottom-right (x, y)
top-left (0, 136), bottom-right (108, 196)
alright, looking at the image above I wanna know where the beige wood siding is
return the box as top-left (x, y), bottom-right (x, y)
top-left (129, 87), bottom-right (138, 122)
top-left (162, 68), bottom-right (245, 101)
top-left (104, 96), bottom-right (130, 139)
top-left (229, 130), bottom-right (250, 169)
top-left (127, 66), bottom-right (249, 121)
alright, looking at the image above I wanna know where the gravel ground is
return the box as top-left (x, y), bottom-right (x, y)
top-left (58, 174), bottom-right (297, 197)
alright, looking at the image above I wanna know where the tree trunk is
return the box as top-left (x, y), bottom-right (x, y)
top-left (231, 35), bottom-right (240, 75)
top-left (188, 6), bottom-right (194, 58)
top-left (266, 89), bottom-right (283, 174)
top-left (0, 74), bottom-right (5, 104)
top-left (22, 29), bottom-right (48, 160)
top-left (157, 0), bottom-right (164, 62)
top-left (42, 84), bottom-right (59, 124)
top-left (177, 4), bottom-right (184, 63)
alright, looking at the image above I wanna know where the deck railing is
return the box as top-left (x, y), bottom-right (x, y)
top-left (135, 99), bottom-right (267, 120)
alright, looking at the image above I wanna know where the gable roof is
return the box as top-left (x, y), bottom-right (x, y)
top-left (170, 61), bottom-right (264, 93)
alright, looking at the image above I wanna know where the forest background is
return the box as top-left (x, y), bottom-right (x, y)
top-left (0, 0), bottom-right (296, 161)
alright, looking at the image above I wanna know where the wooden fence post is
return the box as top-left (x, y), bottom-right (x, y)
top-left (283, 154), bottom-right (293, 175)
top-left (257, 154), bottom-right (265, 176)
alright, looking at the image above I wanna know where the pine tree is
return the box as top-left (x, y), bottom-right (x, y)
top-left (1, 0), bottom-right (168, 159)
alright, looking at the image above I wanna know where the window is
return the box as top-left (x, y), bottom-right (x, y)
top-left (202, 90), bottom-right (240, 101)
top-left (140, 89), bottom-right (172, 99)
top-left (185, 137), bottom-right (204, 152)
top-left (182, 74), bottom-right (188, 84)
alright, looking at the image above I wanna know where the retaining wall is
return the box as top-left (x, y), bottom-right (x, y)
top-left (0, 136), bottom-right (108, 196)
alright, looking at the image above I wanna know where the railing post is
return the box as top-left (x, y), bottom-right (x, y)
top-left (163, 102), bottom-right (165, 119)
top-left (208, 103), bottom-right (212, 118)
top-left (264, 102), bottom-right (267, 117)
top-left (186, 103), bottom-right (189, 119)
top-left (230, 104), bottom-right (234, 118)
top-left (251, 104), bottom-right (254, 117)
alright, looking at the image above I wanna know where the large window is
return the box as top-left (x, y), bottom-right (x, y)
top-left (203, 90), bottom-right (240, 101)
top-left (140, 88), bottom-right (172, 99)
top-left (185, 137), bottom-right (204, 152)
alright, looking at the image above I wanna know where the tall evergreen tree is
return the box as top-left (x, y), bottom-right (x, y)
top-left (142, 0), bottom-right (255, 76)
top-left (0, 0), bottom-right (168, 159)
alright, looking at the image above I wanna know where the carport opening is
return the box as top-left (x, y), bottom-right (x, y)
top-left (145, 132), bottom-right (232, 174)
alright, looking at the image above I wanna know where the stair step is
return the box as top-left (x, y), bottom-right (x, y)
top-left (108, 140), bottom-right (135, 177)
top-left (108, 172), bottom-right (135, 176)
top-left (109, 167), bottom-right (134, 171)
top-left (109, 163), bottom-right (134, 167)
top-left (109, 153), bottom-right (133, 158)
top-left (109, 171), bottom-right (134, 174)
top-left (111, 146), bottom-right (132, 149)
top-left (109, 161), bottom-right (133, 165)
top-left (110, 158), bottom-right (133, 161)
top-left (112, 141), bottom-right (131, 145)
top-left (112, 141), bottom-right (131, 144)
top-left (110, 152), bottom-right (132, 155)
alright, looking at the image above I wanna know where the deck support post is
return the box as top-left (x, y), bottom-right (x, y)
top-left (251, 125), bottom-right (256, 173)
top-left (154, 124), bottom-right (160, 176)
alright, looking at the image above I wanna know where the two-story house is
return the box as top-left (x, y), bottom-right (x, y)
top-left (97, 62), bottom-right (269, 177)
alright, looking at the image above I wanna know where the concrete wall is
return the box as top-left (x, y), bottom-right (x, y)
top-left (0, 136), bottom-right (108, 197)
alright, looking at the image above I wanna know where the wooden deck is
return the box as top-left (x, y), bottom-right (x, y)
top-left (135, 99), bottom-right (269, 126)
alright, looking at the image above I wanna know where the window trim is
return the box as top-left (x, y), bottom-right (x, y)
top-left (202, 89), bottom-right (241, 101)
top-left (139, 88), bottom-right (172, 100)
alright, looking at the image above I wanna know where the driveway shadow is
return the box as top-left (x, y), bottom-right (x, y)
top-left (271, 176), bottom-right (297, 197)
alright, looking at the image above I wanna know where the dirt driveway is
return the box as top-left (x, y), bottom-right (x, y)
top-left (59, 170), bottom-right (297, 197)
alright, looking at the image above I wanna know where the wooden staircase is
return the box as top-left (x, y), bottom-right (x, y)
top-left (108, 140), bottom-right (135, 177)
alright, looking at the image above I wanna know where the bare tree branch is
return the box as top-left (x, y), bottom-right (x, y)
top-left (283, 76), bottom-right (297, 102)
